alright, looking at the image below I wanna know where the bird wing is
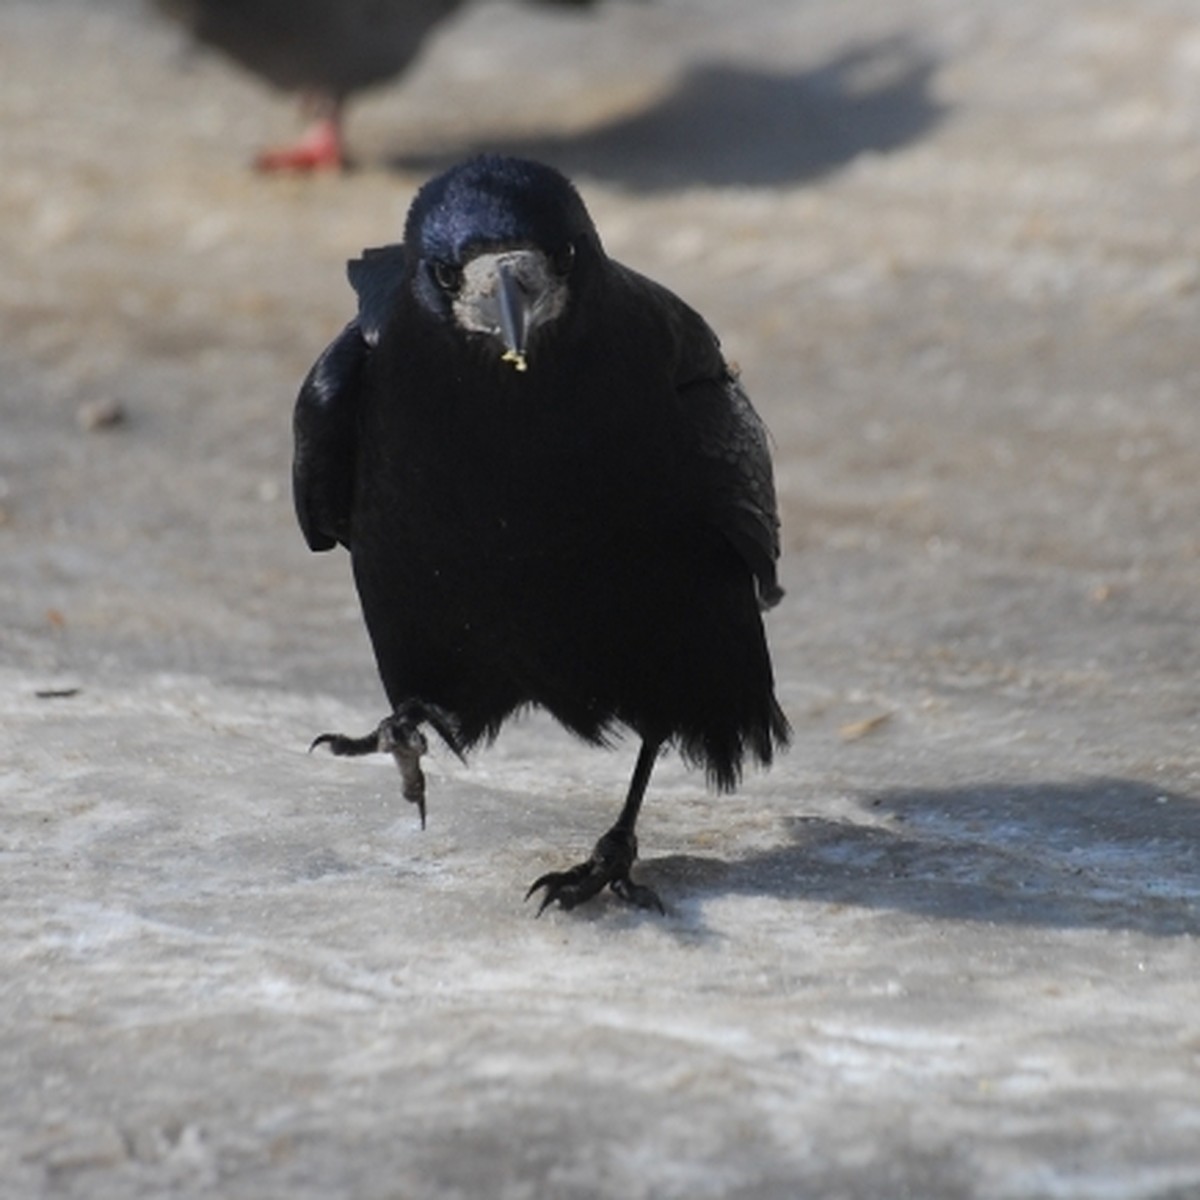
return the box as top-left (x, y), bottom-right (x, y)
top-left (682, 364), bottom-right (785, 610)
top-left (638, 269), bottom-right (782, 610)
top-left (292, 243), bottom-right (407, 551)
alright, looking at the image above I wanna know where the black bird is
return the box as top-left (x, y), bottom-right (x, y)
top-left (153, 0), bottom-right (602, 171)
top-left (294, 155), bottom-right (788, 912)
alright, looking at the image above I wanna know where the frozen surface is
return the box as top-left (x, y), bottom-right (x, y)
top-left (2, 0), bottom-right (1199, 1196)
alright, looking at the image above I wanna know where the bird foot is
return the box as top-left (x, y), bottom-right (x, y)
top-left (311, 712), bottom-right (430, 827)
top-left (526, 827), bottom-right (664, 916)
top-left (255, 116), bottom-right (343, 172)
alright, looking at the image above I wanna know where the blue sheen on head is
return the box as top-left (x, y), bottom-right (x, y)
top-left (405, 156), bottom-right (599, 265)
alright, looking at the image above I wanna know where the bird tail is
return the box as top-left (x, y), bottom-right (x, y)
top-left (679, 695), bottom-right (791, 794)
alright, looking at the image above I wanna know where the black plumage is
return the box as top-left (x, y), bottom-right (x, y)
top-left (295, 156), bottom-right (788, 912)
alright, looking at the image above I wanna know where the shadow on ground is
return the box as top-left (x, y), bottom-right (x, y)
top-left (391, 36), bottom-right (945, 190)
top-left (650, 779), bottom-right (1200, 937)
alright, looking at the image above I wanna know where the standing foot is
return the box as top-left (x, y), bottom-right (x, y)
top-left (311, 704), bottom-right (450, 827)
top-left (254, 115), bottom-right (344, 172)
top-left (526, 827), bottom-right (664, 916)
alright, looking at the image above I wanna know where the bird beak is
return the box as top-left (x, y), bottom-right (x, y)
top-left (496, 263), bottom-right (530, 372)
top-left (453, 248), bottom-right (569, 373)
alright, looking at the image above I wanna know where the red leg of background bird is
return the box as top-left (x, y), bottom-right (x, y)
top-left (254, 109), bottom-right (344, 173)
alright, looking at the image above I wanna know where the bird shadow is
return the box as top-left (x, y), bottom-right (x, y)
top-left (646, 778), bottom-right (1200, 939)
top-left (390, 36), bottom-right (944, 191)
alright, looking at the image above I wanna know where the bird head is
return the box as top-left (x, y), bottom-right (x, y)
top-left (405, 156), bottom-right (600, 371)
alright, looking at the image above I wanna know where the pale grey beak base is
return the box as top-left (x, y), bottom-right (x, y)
top-left (452, 249), bottom-right (569, 371)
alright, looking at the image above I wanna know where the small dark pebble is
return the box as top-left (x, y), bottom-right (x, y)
top-left (77, 398), bottom-right (127, 431)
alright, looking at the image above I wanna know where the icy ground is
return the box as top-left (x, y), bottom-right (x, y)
top-left (2, 0), bottom-right (1199, 1196)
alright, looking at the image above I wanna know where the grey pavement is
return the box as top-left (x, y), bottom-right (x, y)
top-left (2, 1), bottom-right (1199, 1196)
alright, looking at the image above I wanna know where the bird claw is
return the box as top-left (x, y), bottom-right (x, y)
top-left (310, 713), bottom-right (429, 827)
top-left (526, 827), bottom-right (664, 916)
top-left (309, 729), bottom-right (382, 756)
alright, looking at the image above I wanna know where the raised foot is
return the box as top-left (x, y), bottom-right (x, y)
top-left (310, 711), bottom-right (430, 826)
top-left (526, 827), bottom-right (665, 916)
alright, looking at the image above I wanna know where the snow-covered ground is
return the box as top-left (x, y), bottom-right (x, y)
top-left (2, 1), bottom-right (1199, 1195)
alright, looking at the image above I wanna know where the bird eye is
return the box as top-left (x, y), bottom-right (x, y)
top-left (551, 242), bottom-right (576, 276)
top-left (431, 260), bottom-right (462, 293)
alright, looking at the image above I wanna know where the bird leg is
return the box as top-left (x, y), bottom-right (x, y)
top-left (311, 701), bottom-right (452, 828)
top-left (526, 739), bottom-right (665, 915)
top-left (255, 96), bottom-right (345, 172)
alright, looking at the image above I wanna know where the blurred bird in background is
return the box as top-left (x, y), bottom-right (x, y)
top-left (152, 0), bottom-right (604, 171)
